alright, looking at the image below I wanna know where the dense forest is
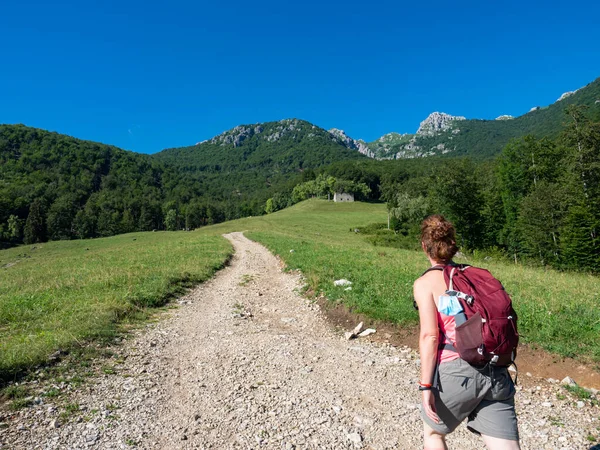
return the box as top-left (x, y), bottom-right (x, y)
top-left (0, 123), bottom-right (363, 247)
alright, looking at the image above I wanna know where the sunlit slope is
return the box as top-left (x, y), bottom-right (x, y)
top-left (2, 199), bottom-right (599, 379)
top-left (210, 199), bottom-right (600, 363)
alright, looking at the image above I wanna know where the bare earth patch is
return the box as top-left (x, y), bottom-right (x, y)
top-left (1, 233), bottom-right (598, 449)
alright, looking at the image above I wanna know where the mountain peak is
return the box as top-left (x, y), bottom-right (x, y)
top-left (417, 112), bottom-right (466, 136)
top-left (556, 89), bottom-right (579, 102)
top-left (203, 119), bottom-right (314, 147)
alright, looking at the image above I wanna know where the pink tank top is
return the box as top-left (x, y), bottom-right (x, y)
top-left (437, 310), bottom-right (460, 363)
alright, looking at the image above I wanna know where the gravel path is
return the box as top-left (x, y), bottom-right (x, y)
top-left (1, 232), bottom-right (598, 449)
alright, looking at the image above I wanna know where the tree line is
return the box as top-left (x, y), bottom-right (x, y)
top-left (379, 106), bottom-right (599, 271)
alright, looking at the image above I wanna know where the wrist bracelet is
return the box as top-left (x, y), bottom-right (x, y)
top-left (418, 385), bottom-right (432, 391)
top-left (418, 382), bottom-right (432, 388)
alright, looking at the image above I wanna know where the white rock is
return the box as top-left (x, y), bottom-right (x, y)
top-left (334, 279), bottom-right (352, 287)
top-left (358, 329), bottom-right (376, 338)
top-left (541, 402), bottom-right (553, 407)
top-left (577, 401), bottom-right (585, 408)
top-left (417, 112), bottom-right (466, 136)
top-left (556, 89), bottom-right (579, 102)
top-left (347, 432), bottom-right (362, 444)
top-left (328, 128), bottom-right (375, 158)
top-left (560, 376), bottom-right (577, 386)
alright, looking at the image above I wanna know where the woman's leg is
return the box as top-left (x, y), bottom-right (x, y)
top-left (482, 434), bottom-right (520, 450)
top-left (423, 422), bottom-right (448, 450)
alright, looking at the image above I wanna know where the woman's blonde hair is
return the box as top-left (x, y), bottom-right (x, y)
top-left (420, 214), bottom-right (459, 263)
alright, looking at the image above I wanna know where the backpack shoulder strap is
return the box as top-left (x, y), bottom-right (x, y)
top-left (443, 263), bottom-right (473, 291)
top-left (421, 265), bottom-right (445, 277)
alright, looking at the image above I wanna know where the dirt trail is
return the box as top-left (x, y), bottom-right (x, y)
top-left (2, 232), bottom-right (597, 449)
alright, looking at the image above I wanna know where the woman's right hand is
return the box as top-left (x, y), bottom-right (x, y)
top-left (422, 389), bottom-right (440, 424)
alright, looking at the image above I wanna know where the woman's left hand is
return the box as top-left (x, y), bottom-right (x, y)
top-left (421, 389), bottom-right (440, 424)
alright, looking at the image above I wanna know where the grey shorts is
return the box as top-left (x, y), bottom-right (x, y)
top-left (421, 357), bottom-right (519, 441)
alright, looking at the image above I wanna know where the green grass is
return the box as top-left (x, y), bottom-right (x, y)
top-left (565, 384), bottom-right (593, 400)
top-left (207, 199), bottom-right (600, 364)
top-left (2, 199), bottom-right (599, 381)
top-left (0, 231), bottom-right (232, 379)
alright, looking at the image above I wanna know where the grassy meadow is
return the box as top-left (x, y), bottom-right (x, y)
top-left (2, 199), bottom-right (599, 380)
top-left (210, 200), bottom-right (600, 364)
top-left (0, 232), bottom-right (232, 379)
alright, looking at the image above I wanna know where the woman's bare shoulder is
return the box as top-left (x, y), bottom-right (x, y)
top-left (413, 272), bottom-right (431, 292)
top-left (413, 269), bottom-right (445, 294)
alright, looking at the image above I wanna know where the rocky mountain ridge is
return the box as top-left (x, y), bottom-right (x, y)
top-left (327, 128), bottom-right (374, 158)
top-left (204, 119), bottom-right (308, 147)
top-left (416, 112), bottom-right (466, 136)
top-left (185, 77), bottom-right (599, 161)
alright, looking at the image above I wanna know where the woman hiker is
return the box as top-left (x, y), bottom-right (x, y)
top-left (413, 215), bottom-right (520, 450)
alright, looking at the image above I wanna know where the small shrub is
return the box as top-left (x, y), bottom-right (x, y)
top-left (351, 222), bottom-right (387, 234)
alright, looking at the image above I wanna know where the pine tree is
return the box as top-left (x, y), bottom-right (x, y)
top-left (561, 205), bottom-right (600, 271)
top-left (24, 199), bottom-right (46, 244)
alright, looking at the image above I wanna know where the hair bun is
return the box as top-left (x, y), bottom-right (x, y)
top-left (420, 215), bottom-right (459, 263)
top-left (431, 221), bottom-right (452, 241)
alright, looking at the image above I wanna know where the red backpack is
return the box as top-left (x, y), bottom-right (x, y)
top-left (431, 264), bottom-right (519, 367)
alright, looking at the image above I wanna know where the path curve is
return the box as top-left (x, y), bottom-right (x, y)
top-left (2, 233), bottom-right (596, 449)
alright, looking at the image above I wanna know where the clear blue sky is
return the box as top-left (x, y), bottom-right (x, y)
top-left (1, 0), bottom-right (599, 154)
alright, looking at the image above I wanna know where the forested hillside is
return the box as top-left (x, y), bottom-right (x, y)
top-left (369, 106), bottom-right (600, 272)
top-left (367, 77), bottom-right (600, 159)
top-left (0, 122), bottom-right (366, 247)
top-left (154, 119), bottom-right (365, 172)
top-left (0, 125), bottom-right (190, 245)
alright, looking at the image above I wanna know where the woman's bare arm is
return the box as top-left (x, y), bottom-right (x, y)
top-left (414, 276), bottom-right (440, 423)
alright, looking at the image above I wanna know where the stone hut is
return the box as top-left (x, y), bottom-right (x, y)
top-left (333, 192), bottom-right (354, 202)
